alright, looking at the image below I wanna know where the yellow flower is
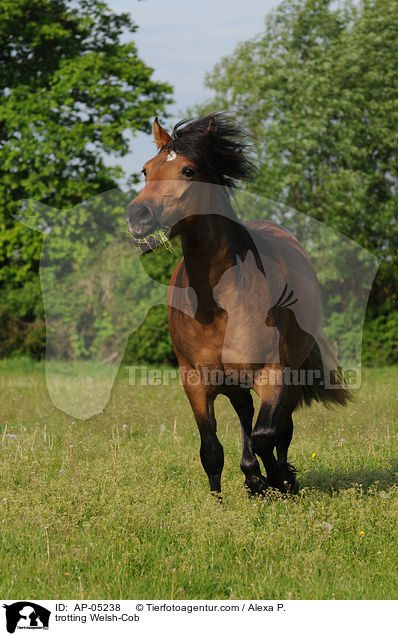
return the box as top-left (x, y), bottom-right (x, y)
top-left (311, 452), bottom-right (317, 458)
top-left (360, 530), bottom-right (365, 535)
top-left (24, 456), bottom-right (29, 460)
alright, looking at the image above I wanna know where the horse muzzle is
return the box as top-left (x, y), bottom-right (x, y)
top-left (126, 203), bottom-right (157, 238)
top-left (125, 202), bottom-right (172, 253)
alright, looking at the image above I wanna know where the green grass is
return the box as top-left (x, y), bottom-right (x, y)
top-left (0, 360), bottom-right (397, 599)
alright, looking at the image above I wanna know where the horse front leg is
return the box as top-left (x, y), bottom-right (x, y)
top-left (183, 378), bottom-right (224, 494)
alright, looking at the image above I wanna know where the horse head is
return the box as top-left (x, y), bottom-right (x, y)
top-left (126, 114), bottom-right (253, 252)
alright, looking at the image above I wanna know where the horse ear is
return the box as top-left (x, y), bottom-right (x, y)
top-left (206, 115), bottom-right (216, 134)
top-left (153, 117), bottom-right (172, 149)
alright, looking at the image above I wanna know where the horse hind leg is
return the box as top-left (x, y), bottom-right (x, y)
top-left (275, 384), bottom-right (302, 493)
top-left (276, 413), bottom-right (299, 494)
top-left (251, 383), bottom-right (300, 494)
top-left (229, 389), bottom-right (267, 495)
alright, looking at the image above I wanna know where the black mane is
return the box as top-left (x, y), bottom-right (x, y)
top-left (163, 113), bottom-right (255, 188)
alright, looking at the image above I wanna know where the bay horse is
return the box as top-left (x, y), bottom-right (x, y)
top-left (126, 113), bottom-right (350, 496)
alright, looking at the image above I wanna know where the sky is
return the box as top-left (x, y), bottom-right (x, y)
top-left (104, 0), bottom-right (281, 184)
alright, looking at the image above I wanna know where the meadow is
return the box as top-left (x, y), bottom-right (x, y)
top-left (0, 359), bottom-right (397, 600)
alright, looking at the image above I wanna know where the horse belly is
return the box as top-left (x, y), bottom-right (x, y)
top-left (220, 308), bottom-right (281, 365)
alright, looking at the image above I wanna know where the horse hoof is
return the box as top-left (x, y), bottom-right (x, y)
top-left (210, 490), bottom-right (223, 503)
top-left (292, 478), bottom-right (300, 494)
top-left (283, 478), bottom-right (300, 495)
top-left (245, 475), bottom-right (268, 496)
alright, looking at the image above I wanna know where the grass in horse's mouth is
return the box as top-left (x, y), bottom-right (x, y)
top-left (137, 227), bottom-right (174, 252)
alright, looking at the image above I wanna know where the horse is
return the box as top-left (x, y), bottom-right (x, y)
top-left (126, 113), bottom-right (351, 497)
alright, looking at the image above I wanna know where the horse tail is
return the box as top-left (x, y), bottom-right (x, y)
top-left (299, 329), bottom-right (352, 407)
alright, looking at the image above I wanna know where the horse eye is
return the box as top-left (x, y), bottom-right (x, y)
top-left (182, 167), bottom-right (195, 178)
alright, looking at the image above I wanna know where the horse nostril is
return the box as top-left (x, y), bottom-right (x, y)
top-left (126, 203), bottom-right (155, 237)
top-left (137, 206), bottom-right (151, 222)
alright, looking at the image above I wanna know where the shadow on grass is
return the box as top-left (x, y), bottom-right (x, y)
top-left (300, 458), bottom-right (398, 493)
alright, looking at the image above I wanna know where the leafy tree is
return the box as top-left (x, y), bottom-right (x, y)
top-left (0, 0), bottom-right (172, 356)
top-left (203, 0), bottom-right (398, 363)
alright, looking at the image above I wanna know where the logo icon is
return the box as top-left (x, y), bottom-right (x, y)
top-left (2, 602), bottom-right (50, 633)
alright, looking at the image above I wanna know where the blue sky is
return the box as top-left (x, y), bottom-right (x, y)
top-left (105, 0), bottom-right (281, 184)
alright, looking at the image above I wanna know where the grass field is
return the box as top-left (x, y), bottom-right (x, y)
top-left (0, 359), bottom-right (397, 600)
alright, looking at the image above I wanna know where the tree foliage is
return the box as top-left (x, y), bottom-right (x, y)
top-left (203, 0), bottom-right (398, 363)
top-left (2, 0), bottom-right (397, 366)
top-left (0, 0), bottom-right (172, 356)
top-left (206, 0), bottom-right (398, 262)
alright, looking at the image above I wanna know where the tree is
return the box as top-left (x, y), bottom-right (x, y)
top-left (203, 0), bottom-right (398, 363)
top-left (0, 0), bottom-right (173, 356)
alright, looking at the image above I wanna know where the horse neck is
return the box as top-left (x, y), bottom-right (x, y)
top-left (180, 193), bottom-right (247, 315)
